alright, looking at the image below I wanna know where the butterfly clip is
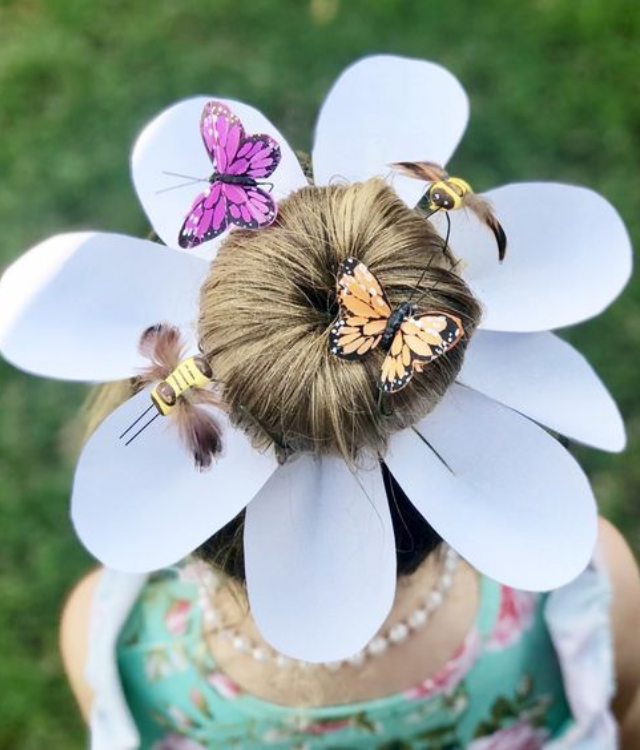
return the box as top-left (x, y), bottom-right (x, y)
top-left (391, 161), bottom-right (507, 262)
top-left (178, 101), bottom-right (282, 249)
top-left (329, 258), bottom-right (465, 393)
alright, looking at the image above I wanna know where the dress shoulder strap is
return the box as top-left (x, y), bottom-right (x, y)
top-left (87, 569), bottom-right (147, 750)
top-left (544, 547), bottom-right (617, 749)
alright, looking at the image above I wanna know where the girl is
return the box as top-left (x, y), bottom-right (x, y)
top-left (1, 55), bottom-right (638, 748)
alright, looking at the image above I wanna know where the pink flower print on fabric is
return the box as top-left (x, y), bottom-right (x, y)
top-left (468, 721), bottom-right (548, 749)
top-left (207, 671), bottom-right (242, 699)
top-left (306, 718), bottom-right (358, 736)
top-left (179, 101), bottom-right (281, 249)
top-left (189, 687), bottom-right (208, 711)
top-left (164, 599), bottom-right (192, 636)
top-left (404, 627), bottom-right (482, 700)
top-left (486, 587), bottom-right (538, 651)
top-left (166, 705), bottom-right (194, 732)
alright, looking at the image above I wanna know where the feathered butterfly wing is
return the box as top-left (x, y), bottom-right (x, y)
top-left (137, 323), bottom-right (185, 383)
top-left (179, 101), bottom-right (280, 249)
top-left (330, 258), bottom-right (391, 360)
top-left (380, 313), bottom-right (464, 393)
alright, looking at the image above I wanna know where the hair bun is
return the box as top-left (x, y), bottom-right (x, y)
top-left (199, 179), bottom-right (481, 461)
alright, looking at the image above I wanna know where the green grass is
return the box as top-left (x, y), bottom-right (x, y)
top-left (0, 0), bottom-right (639, 746)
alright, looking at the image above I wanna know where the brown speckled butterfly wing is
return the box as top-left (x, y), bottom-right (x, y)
top-left (380, 313), bottom-right (464, 393)
top-left (329, 258), bottom-right (391, 361)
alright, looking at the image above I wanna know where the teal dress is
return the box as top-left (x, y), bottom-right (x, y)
top-left (116, 562), bottom-right (574, 749)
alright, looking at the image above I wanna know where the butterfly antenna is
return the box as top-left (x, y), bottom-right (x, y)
top-left (162, 170), bottom-right (206, 181)
top-left (410, 426), bottom-right (455, 474)
top-left (155, 179), bottom-right (206, 195)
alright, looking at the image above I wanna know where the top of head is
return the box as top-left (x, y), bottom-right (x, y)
top-left (198, 179), bottom-right (482, 462)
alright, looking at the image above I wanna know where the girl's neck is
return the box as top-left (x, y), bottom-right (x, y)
top-left (201, 553), bottom-right (480, 707)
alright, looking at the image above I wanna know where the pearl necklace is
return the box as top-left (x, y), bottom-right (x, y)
top-left (196, 545), bottom-right (459, 671)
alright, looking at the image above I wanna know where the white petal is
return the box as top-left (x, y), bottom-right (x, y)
top-left (444, 183), bottom-right (632, 331)
top-left (131, 97), bottom-right (307, 257)
top-left (72, 389), bottom-right (278, 572)
top-left (0, 233), bottom-right (207, 381)
top-left (244, 454), bottom-right (396, 662)
top-left (313, 54), bottom-right (469, 206)
top-left (387, 385), bottom-right (597, 591)
top-left (459, 330), bottom-right (625, 452)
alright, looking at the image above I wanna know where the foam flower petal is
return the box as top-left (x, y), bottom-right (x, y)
top-left (72, 389), bottom-right (278, 573)
top-left (132, 97), bottom-right (307, 258)
top-left (443, 183), bottom-right (632, 332)
top-left (244, 454), bottom-right (396, 662)
top-left (0, 233), bottom-right (207, 381)
top-left (313, 54), bottom-right (469, 207)
top-left (387, 385), bottom-right (597, 591)
top-left (459, 330), bottom-right (626, 452)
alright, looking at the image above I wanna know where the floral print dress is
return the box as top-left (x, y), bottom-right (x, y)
top-left (115, 565), bottom-right (576, 749)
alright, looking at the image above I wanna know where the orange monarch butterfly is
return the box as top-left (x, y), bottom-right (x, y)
top-left (329, 258), bottom-right (465, 393)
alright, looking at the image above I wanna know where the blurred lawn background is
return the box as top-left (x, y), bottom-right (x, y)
top-left (0, 0), bottom-right (639, 746)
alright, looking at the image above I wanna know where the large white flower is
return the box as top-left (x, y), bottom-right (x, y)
top-left (0, 55), bottom-right (631, 663)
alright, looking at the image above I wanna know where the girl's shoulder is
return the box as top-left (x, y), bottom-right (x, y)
top-left (60, 566), bottom-right (103, 720)
top-left (597, 518), bottom-right (640, 724)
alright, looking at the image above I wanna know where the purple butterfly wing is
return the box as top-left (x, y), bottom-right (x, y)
top-left (178, 183), bottom-right (277, 248)
top-left (222, 134), bottom-right (280, 230)
top-left (200, 101), bottom-right (244, 171)
top-left (179, 183), bottom-right (229, 249)
top-left (223, 183), bottom-right (278, 230)
top-left (179, 101), bottom-right (280, 248)
top-left (227, 134), bottom-right (281, 180)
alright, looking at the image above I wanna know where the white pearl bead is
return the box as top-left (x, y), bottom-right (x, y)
top-left (203, 610), bottom-right (217, 625)
top-left (275, 654), bottom-right (291, 668)
top-left (389, 623), bottom-right (409, 643)
top-left (428, 590), bottom-right (443, 609)
top-left (441, 572), bottom-right (454, 590)
top-left (232, 635), bottom-right (249, 652)
top-left (445, 553), bottom-right (458, 572)
top-left (409, 608), bottom-right (428, 629)
top-left (252, 647), bottom-right (267, 662)
top-left (367, 636), bottom-right (389, 656)
top-left (348, 651), bottom-right (366, 666)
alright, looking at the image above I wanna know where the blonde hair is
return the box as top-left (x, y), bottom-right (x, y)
top-left (198, 179), bottom-right (482, 463)
top-left (82, 178), bottom-right (483, 582)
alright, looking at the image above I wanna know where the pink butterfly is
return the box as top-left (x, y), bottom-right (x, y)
top-left (178, 101), bottom-right (281, 249)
